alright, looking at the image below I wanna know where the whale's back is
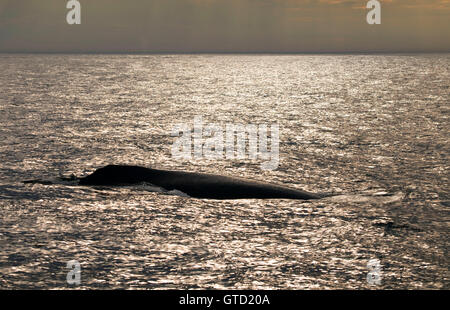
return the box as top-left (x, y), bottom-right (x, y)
top-left (157, 171), bottom-right (320, 200)
top-left (79, 165), bottom-right (159, 185)
top-left (78, 165), bottom-right (321, 200)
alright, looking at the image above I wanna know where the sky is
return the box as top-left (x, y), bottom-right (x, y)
top-left (0, 0), bottom-right (449, 53)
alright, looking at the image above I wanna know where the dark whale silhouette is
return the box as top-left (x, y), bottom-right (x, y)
top-left (78, 165), bottom-right (323, 200)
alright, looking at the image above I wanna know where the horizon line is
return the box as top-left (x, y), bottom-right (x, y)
top-left (1, 51), bottom-right (449, 55)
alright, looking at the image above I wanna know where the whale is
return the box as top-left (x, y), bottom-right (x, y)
top-left (77, 165), bottom-right (323, 200)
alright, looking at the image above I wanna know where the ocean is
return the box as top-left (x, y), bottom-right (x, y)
top-left (0, 54), bottom-right (448, 289)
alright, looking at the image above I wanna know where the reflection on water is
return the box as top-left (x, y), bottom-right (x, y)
top-left (0, 54), bottom-right (448, 289)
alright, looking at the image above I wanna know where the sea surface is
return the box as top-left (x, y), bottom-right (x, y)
top-left (0, 54), bottom-right (448, 289)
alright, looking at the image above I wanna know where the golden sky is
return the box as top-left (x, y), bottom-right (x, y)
top-left (0, 0), bottom-right (449, 52)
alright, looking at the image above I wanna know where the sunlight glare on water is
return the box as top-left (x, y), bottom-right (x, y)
top-left (0, 54), bottom-right (448, 289)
